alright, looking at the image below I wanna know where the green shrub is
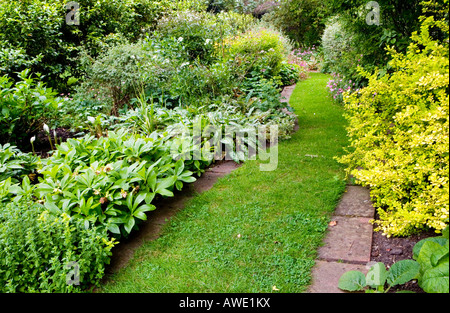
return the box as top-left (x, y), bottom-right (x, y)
top-left (321, 16), bottom-right (359, 78)
top-left (322, 0), bottom-right (424, 83)
top-left (0, 70), bottom-right (63, 146)
top-left (0, 0), bottom-right (175, 90)
top-left (338, 9), bottom-right (449, 236)
top-left (75, 42), bottom-right (152, 115)
top-left (0, 198), bottom-right (115, 292)
top-left (155, 9), bottom-right (255, 63)
top-left (261, 0), bottom-right (328, 47)
top-left (223, 26), bottom-right (292, 79)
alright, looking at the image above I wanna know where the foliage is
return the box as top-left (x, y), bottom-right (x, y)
top-left (412, 227), bottom-right (449, 293)
top-left (223, 26), bottom-right (292, 81)
top-left (338, 6), bottom-right (449, 236)
top-left (25, 128), bottom-right (210, 237)
top-left (320, 16), bottom-right (361, 80)
top-left (339, 227), bottom-right (449, 293)
top-left (0, 70), bottom-right (63, 146)
top-left (0, 197), bottom-right (115, 292)
top-left (338, 260), bottom-right (420, 293)
top-left (261, 0), bottom-right (329, 47)
top-left (156, 10), bottom-right (254, 63)
top-left (0, 143), bottom-right (39, 183)
top-left (0, 0), bottom-right (176, 90)
top-left (0, 45), bottom-right (42, 79)
top-left (322, 0), bottom-right (424, 82)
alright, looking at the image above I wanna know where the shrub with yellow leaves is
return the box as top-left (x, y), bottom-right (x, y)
top-left (338, 1), bottom-right (449, 237)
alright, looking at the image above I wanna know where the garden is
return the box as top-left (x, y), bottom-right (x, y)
top-left (0, 0), bottom-right (448, 294)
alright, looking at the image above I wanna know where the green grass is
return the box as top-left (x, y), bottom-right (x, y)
top-left (99, 73), bottom-right (348, 293)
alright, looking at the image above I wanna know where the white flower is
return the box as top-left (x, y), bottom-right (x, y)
top-left (30, 136), bottom-right (36, 143)
top-left (178, 37), bottom-right (183, 42)
top-left (87, 116), bottom-right (95, 123)
top-left (205, 39), bottom-right (212, 45)
top-left (43, 123), bottom-right (50, 133)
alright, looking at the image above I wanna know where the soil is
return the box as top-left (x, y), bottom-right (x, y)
top-left (370, 211), bottom-right (440, 293)
top-left (25, 127), bottom-right (81, 157)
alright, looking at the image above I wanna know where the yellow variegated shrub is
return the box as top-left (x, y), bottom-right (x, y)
top-left (339, 10), bottom-right (449, 237)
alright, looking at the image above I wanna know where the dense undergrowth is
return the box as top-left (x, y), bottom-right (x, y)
top-left (0, 0), bottom-right (311, 292)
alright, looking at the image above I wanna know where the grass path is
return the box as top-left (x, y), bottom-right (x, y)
top-left (99, 72), bottom-right (348, 293)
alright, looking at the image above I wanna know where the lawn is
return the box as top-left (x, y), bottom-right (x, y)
top-left (99, 72), bottom-right (349, 293)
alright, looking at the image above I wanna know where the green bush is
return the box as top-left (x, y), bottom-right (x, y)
top-left (322, 0), bottom-right (425, 82)
top-left (223, 26), bottom-right (292, 79)
top-left (0, 70), bottom-right (63, 146)
top-left (321, 16), bottom-right (359, 78)
top-left (0, 0), bottom-right (176, 90)
top-left (155, 10), bottom-right (254, 63)
top-left (261, 0), bottom-right (328, 47)
top-left (338, 8), bottom-right (449, 237)
top-left (0, 197), bottom-right (115, 292)
top-left (75, 41), bottom-right (154, 115)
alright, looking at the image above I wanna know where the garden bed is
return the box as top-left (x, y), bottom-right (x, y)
top-left (370, 213), bottom-right (440, 293)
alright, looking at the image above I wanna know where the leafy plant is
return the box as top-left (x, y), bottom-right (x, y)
top-left (0, 70), bottom-right (63, 146)
top-left (0, 197), bottom-right (115, 292)
top-left (339, 226), bottom-right (449, 293)
top-left (338, 260), bottom-right (420, 293)
top-left (0, 143), bottom-right (39, 184)
top-left (413, 227), bottom-right (449, 293)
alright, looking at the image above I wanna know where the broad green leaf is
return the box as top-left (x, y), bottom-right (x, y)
top-left (413, 237), bottom-right (448, 260)
top-left (8, 184), bottom-right (23, 194)
top-left (108, 216), bottom-right (127, 224)
top-left (44, 200), bottom-right (61, 215)
top-left (175, 180), bottom-right (183, 191)
top-left (107, 223), bottom-right (121, 235)
top-left (338, 271), bottom-right (366, 292)
top-left (419, 260), bottom-right (449, 293)
top-left (144, 192), bottom-right (155, 204)
top-left (366, 262), bottom-right (387, 288)
top-left (431, 242), bottom-right (449, 267)
top-left (133, 193), bottom-right (147, 210)
top-left (179, 175), bottom-right (196, 183)
top-left (386, 259), bottom-right (420, 286)
top-left (134, 204), bottom-right (155, 220)
top-left (175, 159), bottom-right (185, 176)
top-left (417, 241), bottom-right (446, 273)
top-left (148, 171), bottom-right (157, 191)
top-left (124, 216), bottom-right (135, 234)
